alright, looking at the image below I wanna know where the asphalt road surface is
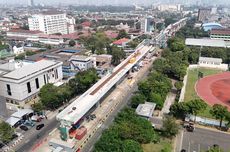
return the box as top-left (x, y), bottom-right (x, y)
top-left (14, 117), bottom-right (59, 152)
top-left (182, 127), bottom-right (230, 152)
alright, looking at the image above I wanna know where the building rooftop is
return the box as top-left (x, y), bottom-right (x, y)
top-left (40, 11), bottom-right (65, 15)
top-left (135, 102), bottom-right (156, 118)
top-left (199, 57), bottom-right (223, 63)
top-left (6, 117), bottom-right (21, 126)
top-left (0, 61), bottom-right (32, 73)
top-left (70, 55), bottom-right (91, 62)
top-left (38, 34), bottom-right (63, 39)
top-left (211, 28), bottom-right (230, 36)
top-left (11, 109), bottom-right (33, 119)
top-left (113, 38), bottom-right (130, 45)
top-left (8, 29), bottom-right (42, 34)
top-left (0, 60), bottom-right (61, 80)
top-left (185, 38), bottom-right (227, 48)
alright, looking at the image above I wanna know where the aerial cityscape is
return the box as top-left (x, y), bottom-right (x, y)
top-left (0, 0), bottom-right (230, 152)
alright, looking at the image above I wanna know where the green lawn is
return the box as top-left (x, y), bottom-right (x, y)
top-left (142, 138), bottom-right (172, 152)
top-left (184, 67), bottom-right (223, 118)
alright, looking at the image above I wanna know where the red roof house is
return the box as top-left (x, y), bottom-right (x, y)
top-left (112, 38), bottom-right (130, 47)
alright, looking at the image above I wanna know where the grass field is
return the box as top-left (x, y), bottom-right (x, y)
top-left (142, 138), bottom-right (172, 152)
top-left (184, 67), bottom-right (223, 118)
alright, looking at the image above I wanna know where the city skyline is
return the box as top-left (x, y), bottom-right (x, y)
top-left (0, 0), bottom-right (229, 6)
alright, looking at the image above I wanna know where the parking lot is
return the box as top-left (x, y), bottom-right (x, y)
top-left (181, 127), bottom-right (230, 152)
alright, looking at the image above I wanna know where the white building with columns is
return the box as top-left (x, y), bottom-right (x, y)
top-left (0, 60), bottom-right (63, 105)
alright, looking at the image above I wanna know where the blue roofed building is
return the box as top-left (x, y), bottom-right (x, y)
top-left (202, 23), bottom-right (223, 31)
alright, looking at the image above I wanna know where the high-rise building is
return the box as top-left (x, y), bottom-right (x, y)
top-left (28, 11), bottom-right (68, 35)
top-left (157, 4), bottom-right (182, 12)
top-left (141, 16), bottom-right (154, 33)
top-left (28, 0), bottom-right (34, 7)
top-left (198, 8), bottom-right (211, 22)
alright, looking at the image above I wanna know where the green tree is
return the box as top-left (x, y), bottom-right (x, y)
top-left (69, 40), bottom-right (76, 47)
top-left (186, 99), bottom-right (207, 121)
top-left (164, 17), bottom-right (177, 27)
top-left (162, 116), bottom-right (179, 138)
top-left (57, 85), bottom-right (72, 103)
top-left (175, 81), bottom-right (183, 91)
top-left (70, 68), bottom-right (99, 94)
top-left (117, 113), bottom-right (157, 144)
top-left (15, 53), bottom-right (25, 60)
top-left (138, 80), bottom-right (151, 97)
top-left (81, 32), bottom-right (111, 54)
top-left (210, 104), bottom-right (228, 128)
top-left (156, 22), bottom-right (165, 31)
top-left (116, 29), bottom-right (129, 39)
top-left (130, 94), bottom-right (146, 108)
top-left (0, 121), bottom-right (14, 143)
top-left (39, 84), bottom-right (61, 110)
top-left (111, 47), bottom-right (125, 66)
top-left (170, 39), bottom-right (185, 52)
top-left (170, 102), bottom-right (189, 119)
top-left (206, 145), bottom-right (224, 152)
top-left (32, 102), bottom-right (44, 113)
top-left (94, 127), bottom-right (122, 152)
top-left (46, 44), bottom-right (52, 50)
top-left (122, 140), bottom-right (143, 152)
top-left (149, 92), bottom-right (164, 109)
top-left (225, 112), bottom-right (230, 128)
top-left (127, 40), bottom-right (139, 49)
top-left (25, 51), bottom-right (36, 56)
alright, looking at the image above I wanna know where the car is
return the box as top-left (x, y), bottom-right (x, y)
top-left (91, 114), bottom-right (96, 119)
top-left (36, 124), bottom-right (45, 130)
top-left (20, 125), bottom-right (29, 131)
top-left (186, 125), bottom-right (195, 132)
top-left (24, 120), bottom-right (35, 127)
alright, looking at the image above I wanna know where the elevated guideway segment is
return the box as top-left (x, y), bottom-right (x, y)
top-left (56, 41), bottom-right (155, 128)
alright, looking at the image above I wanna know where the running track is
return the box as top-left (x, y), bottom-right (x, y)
top-left (196, 72), bottom-right (230, 111)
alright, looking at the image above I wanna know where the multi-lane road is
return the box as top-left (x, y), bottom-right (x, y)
top-left (14, 117), bottom-right (59, 152)
top-left (181, 127), bottom-right (230, 152)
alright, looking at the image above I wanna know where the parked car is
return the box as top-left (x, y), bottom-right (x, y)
top-left (91, 114), bottom-right (96, 119)
top-left (36, 124), bottom-right (45, 130)
top-left (20, 125), bottom-right (29, 131)
top-left (24, 120), bottom-right (35, 127)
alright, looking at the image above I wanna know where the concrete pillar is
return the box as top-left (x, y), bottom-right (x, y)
top-left (0, 96), bottom-right (8, 119)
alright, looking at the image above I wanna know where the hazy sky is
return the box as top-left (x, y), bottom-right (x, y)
top-left (0, 0), bottom-right (228, 6)
top-left (0, 0), bottom-right (155, 5)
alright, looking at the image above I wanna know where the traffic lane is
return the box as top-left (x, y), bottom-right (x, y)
top-left (15, 117), bottom-right (59, 152)
top-left (182, 127), bottom-right (230, 152)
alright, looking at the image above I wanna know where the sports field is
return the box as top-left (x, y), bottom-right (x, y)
top-left (196, 72), bottom-right (230, 111)
top-left (184, 68), bottom-right (223, 118)
top-left (184, 68), bottom-right (223, 102)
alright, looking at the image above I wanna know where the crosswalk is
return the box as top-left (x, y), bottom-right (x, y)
top-left (2, 135), bottom-right (24, 152)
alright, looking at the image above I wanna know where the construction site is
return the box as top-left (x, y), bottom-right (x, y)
top-left (30, 40), bottom-right (155, 152)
